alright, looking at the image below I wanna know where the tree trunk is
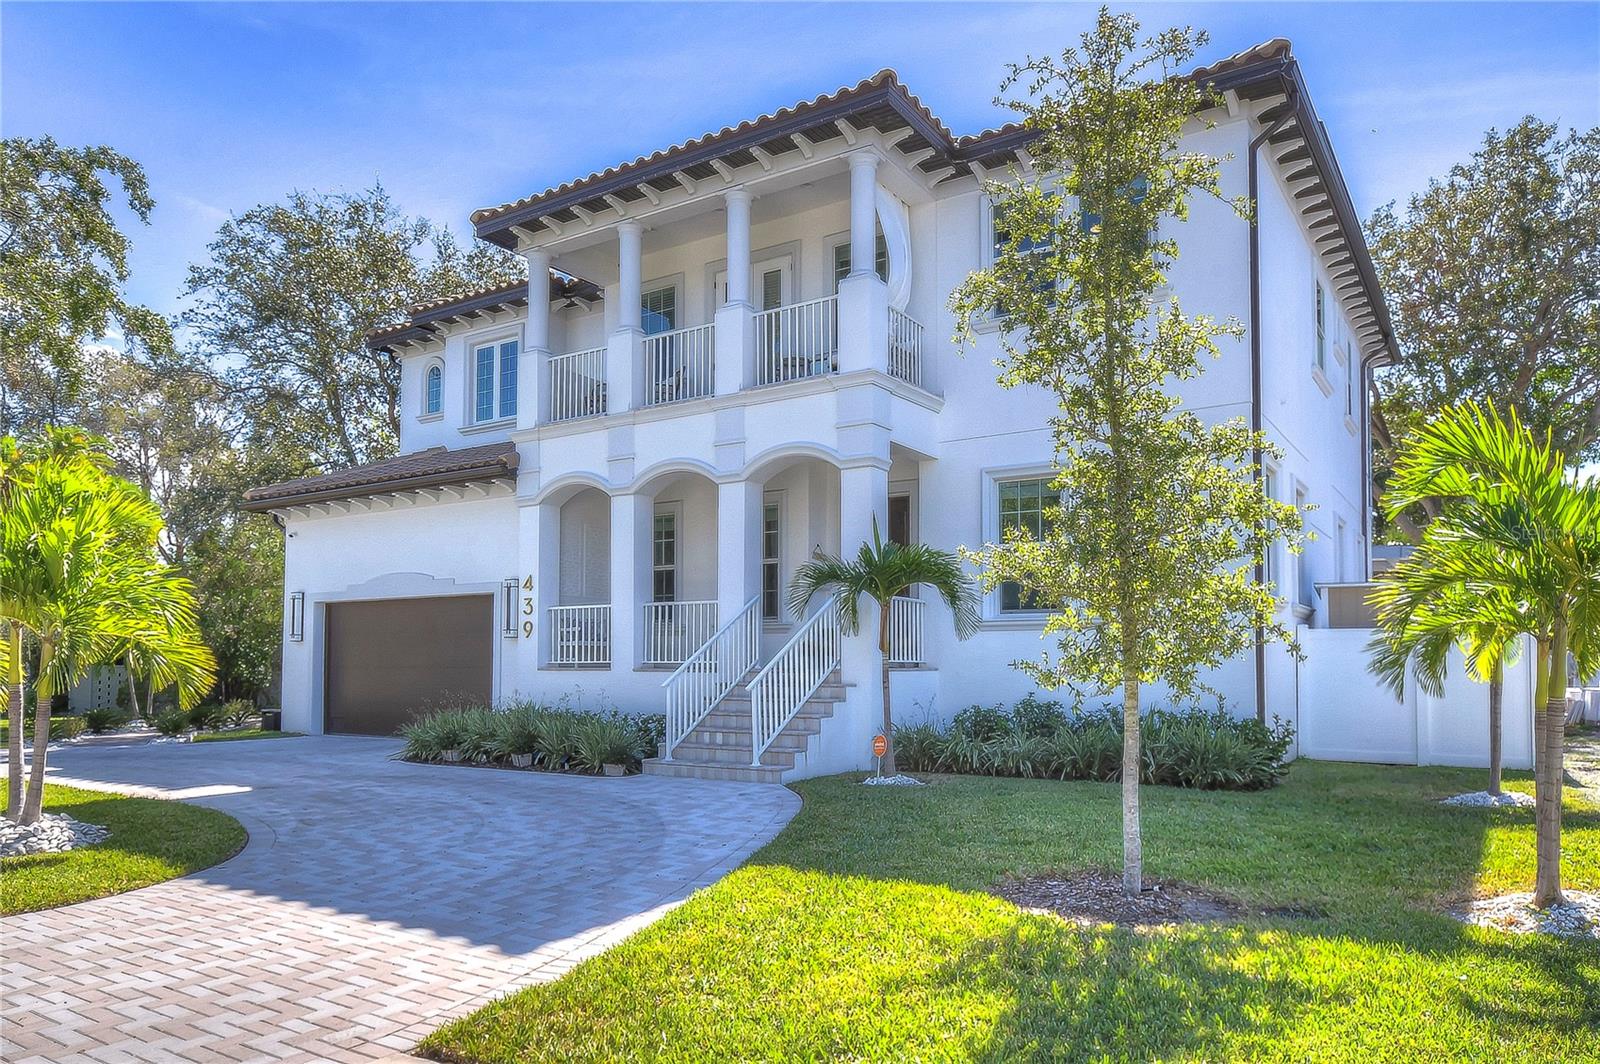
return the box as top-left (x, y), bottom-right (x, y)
top-left (879, 600), bottom-right (895, 776)
top-left (1487, 659), bottom-right (1503, 797)
top-left (19, 639), bottom-right (55, 825)
top-left (1532, 624), bottom-right (1566, 908)
top-left (1121, 667), bottom-right (1142, 896)
top-left (5, 624), bottom-right (23, 822)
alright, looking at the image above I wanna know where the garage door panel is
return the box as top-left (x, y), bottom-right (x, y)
top-left (325, 595), bottom-right (493, 736)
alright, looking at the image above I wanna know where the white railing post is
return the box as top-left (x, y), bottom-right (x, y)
top-left (548, 604), bottom-right (611, 666)
top-left (754, 295), bottom-right (838, 386)
top-left (643, 600), bottom-right (719, 665)
top-left (888, 594), bottom-right (925, 666)
top-left (747, 594), bottom-right (842, 766)
top-left (887, 307), bottom-right (924, 388)
top-left (661, 596), bottom-right (761, 760)
top-left (643, 324), bottom-right (715, 407)
top-left (547, 347), bottom-right (608, 423)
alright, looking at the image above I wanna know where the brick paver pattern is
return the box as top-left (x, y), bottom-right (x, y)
top-left (1, 736), bottom-right (799, 1063)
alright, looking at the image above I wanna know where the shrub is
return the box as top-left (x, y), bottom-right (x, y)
top-left (570, 715), bottom-right (642, 774)
top-left (630, 713), bottom-right (667, 757)
top-left (950, 703), bottom-right (1010, 742)
top-left (188, 702), bottom-right (228, 730)
top-left (222, 700), bottom-right (256, 729)
top-left (154, 709), bottom-right (190, 737)
top-left (907, 700), bottom-right (1292, 791)
top-left (534, 711), bottom-right (584, 771)
top-left (1011, 693), bottom-right (1070, 738)
top-left (489, 703), bottom-right (543, 760)
top-left (83, 708), bottom-right (129, 734)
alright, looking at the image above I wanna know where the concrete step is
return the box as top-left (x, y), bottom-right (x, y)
top-left (698, 708), bottom-right (829, 733)
top-left (681, 723), bottom-right (811, 750)
top-left (714, 683), bottom-right (847, 708)
top-left (667, 741), bottom-right (797, 767)
top-left (640, 758), bottom-right (786, 785)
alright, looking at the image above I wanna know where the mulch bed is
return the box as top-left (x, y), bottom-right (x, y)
top-left (990, 869), bottom-right (1320, 929)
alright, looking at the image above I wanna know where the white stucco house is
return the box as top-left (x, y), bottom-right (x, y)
top-left (244, 40), bottom-right (1398, 781)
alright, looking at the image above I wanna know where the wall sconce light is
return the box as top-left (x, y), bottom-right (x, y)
top-left (503, 577), bottom-right (520, 638)
top-left (288, 592), bottom-right (305, 642)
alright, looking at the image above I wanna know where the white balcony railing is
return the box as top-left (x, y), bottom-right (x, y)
top-left (755, 295), bottom-right (837, 386)
top-left (888, 594), bottom-right (925, 666)
top-left (887, 307), bottom-right (924, 388)
top-left (548, 347), bottom-right (607, 423)
top-left (644, 324), bottom-right (715, 407)
top-left (643, 600), bottom-right (719, 665)
top-left (549, 604), bottom-right (610, 667)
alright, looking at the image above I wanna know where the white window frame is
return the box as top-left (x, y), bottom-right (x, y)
top-left (1314, 281), bottom-right (1327, 371)
top-left (1263, 462), bottom-right (1281, 590)
top-left (467, 332), bottom-right (520, 426)
top-left (641, 276), bottom-right (682, 337)
top-left (761, 491), bottom-right (785, 623)
top-left (1334, 515), bottom-right (1347, 583)
top-left (828, 231), bottom-right (888, 291)
top-left (420, 357), bottom-right (445, 420)
top-left (1293, 481), bottom-right (1314, 611)
top-left (981, 464), bottom-right (1057, 621)
top-left (652, 504), bottom-right (680, 604)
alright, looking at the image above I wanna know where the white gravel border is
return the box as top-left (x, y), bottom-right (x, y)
top-left (1441, 790), bottom-right (1536, 808)
top-left (1451, 891), bottom-right (1599, 939)
top-left (862, 774), bottom-right (925, 787)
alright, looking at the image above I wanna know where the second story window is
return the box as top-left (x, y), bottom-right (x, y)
top-left (473, 339), bottom-right (518, 423)
top-left (642, 285), bottom-right (677, 336)
top-left (990, 199), bottom-right (1057, 307)
top-left (424, 363), bottom-right (442, 415)
top-left (1315, 282), bottom-right (1327, 372)
top-left (998, 476), bottom-right (1051, 613)
top-left (652, 511), bottom-right (677, 603)
top-left (832, 234), bottom-right (888, 290)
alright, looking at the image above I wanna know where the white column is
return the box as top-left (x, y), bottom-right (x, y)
top-left (715, 188), bottom-right (755, 396)
top-left (609, 492), bottom-right (650, 671)
top-left (716, 479), bottom-right (764, 623)
top-left (520, 249), bottom-right (552, 429)
top-left (848, 150), bottom-right (881, 278)
top-left (837, 150), bottom-right (889, 376)
top-left (724, 187), bottom-right (751, 306)
top-left (836, 459), bottom-right (892, 769)
top-left (516, 496), bottom-right (559, 673)
top-left (608, 222), bottom-right (643, 411)
top-left (615, 221), bottom-right (643, 332)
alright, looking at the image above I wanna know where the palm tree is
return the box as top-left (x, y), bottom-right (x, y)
top-left (1369, 580), bottom-right (1522, 797)
top-left (788, 517), bottom-right (980, 775)
top-left (1376, 403), bottom-right (1600, 907)
top-left (1, 429), bottom-right (215, 825)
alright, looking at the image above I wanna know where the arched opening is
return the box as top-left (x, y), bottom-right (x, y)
top-left (634, 469), bottom-right (721, 665)
top-left (552, 486), bottom-right (611, 666)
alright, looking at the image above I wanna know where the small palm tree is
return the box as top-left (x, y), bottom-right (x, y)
top-left (1375, 402), bottom-right (1600, 907)
top-left (1369, 580), bottom-right (1523, 796)
top-left (788, 517), bottom-right (980, 775)
top-left (2, 429), bottom-right (216, 825)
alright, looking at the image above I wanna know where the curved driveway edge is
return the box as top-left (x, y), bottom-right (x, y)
top-left (1, 736), bottom-right (800, 1063)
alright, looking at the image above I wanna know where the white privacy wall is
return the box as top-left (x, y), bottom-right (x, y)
top-left (1295, 627), bottom-right (1535, 769)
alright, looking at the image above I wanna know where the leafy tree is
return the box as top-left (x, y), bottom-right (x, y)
top-left (189, 514), bottom-right (283, 701)
top-left (0, 138), bottom-right (172, 433)
top-left (950, 10), bottom-right (1301, 895)
top-left (1367, 118), bottom-right (1600, 540)
top-left (183, 184), bottom-right (523, 471)
top-left (1, 429), bottom-right (215, 825)
top-left (788, 519), bottom-right (980, 774)
top-left (1373, 403), bottom-right (1599, 906)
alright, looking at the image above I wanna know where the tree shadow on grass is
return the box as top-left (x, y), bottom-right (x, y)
top-left (923, 916), bottom-right (1307, 1061)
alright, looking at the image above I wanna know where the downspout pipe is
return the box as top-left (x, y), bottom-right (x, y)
top-left (1248, 89), bottom-right (1298, 724)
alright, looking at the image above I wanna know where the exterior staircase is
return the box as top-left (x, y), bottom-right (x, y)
top-left (641, 671), bottom-right (844, 783)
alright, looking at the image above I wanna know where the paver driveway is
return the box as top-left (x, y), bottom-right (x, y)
top-left (1, 736), bottom-right (800, 1063)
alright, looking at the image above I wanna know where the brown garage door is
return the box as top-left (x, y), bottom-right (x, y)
top-left (324, 595), bottom-right (493, 736)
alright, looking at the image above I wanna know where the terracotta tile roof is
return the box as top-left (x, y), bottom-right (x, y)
top-left (242, 441), bottom-right (518, 510)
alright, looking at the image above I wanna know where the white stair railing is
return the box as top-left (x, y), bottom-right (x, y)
top-left (888, 594), bottom-right (925, 666)
top-left (748, 594), bottom-right (841, 766)
top-left (643, 600), bottom-right (718, 665)
top-left (887, 307), bottom-right (924, 388)
top-left (548, 347), bottom-right (607, 423)
top-left (644, 323), bottom-right (715, 406)
top-left (661, 596), bottom-right (760, 760)
top-left (549, 604), bottom-right (610, 666)
top-left (755, 295), bottom-right (837, 385)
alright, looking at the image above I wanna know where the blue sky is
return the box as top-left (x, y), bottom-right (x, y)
top-left (4, 1), bottom-right (1597, 321)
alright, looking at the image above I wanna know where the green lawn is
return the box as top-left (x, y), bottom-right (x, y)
top-left (1, 783), bottom-right (246, 915)
top-left (191, 729), bottom-right (303, 743)
top-left (421, 761), bottom-right (1600, 1063)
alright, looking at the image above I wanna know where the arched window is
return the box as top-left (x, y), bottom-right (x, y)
top-left (424, 363), bottom-right (442, 415)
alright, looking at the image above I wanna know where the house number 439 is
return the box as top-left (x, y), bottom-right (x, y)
top-left (520, 575), bottom-right (535, 638)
